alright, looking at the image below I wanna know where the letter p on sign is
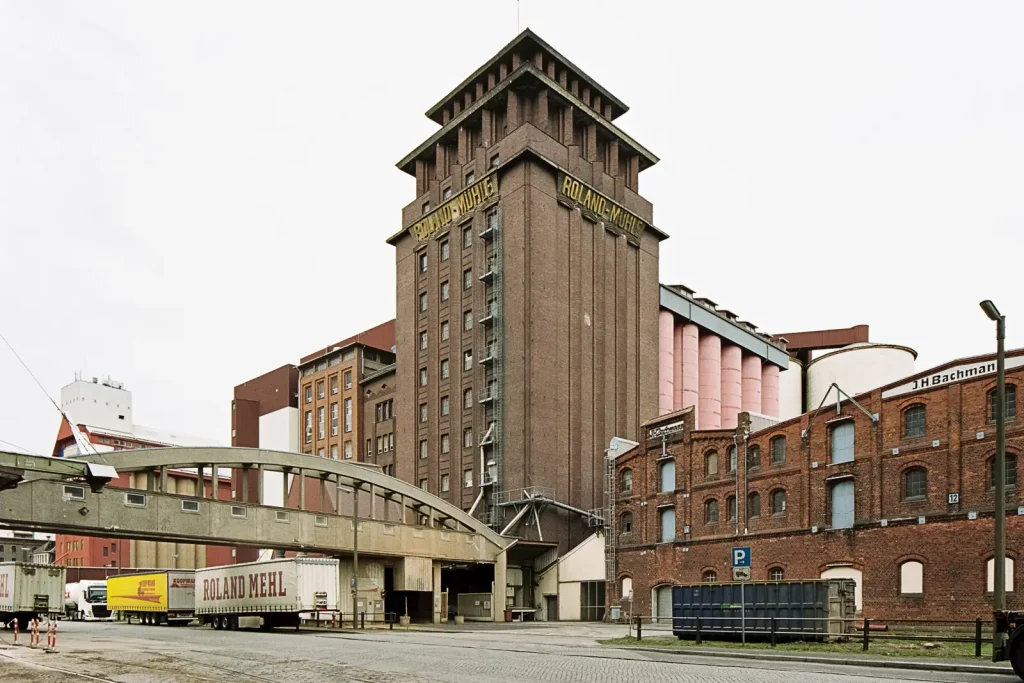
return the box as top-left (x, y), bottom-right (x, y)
top-left (732, 547), bottom-right (751, 568)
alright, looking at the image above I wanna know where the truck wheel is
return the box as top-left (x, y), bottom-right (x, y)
top-left (213, 615), bottom-right (223, 630)
top-left (1010, 639), bottom-right (1024, 679)
top-left (229, 616), bottom-right (238, 631)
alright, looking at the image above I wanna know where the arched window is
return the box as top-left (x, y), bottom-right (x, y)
top-left (771, 436), bottom-right (786, 465)
top-left (702, 570), bottom-right (718, 583)
top-left (769, 567), bottom-right (785, 581)
top-left (621, 577), bottom-right (633, 600)
top-left (620, 511), bottom-right (633, 534)
top-left (899, 560), bottom-right (924, 594)
top-left (831, 421), bottom-right (855, 464)
top-left (904, 467), bottom-right (927, 500)
top-left (987, 557), bottom-right (1015, 593)
top-left (659, 460), bottom-right (676, 493)
top-left (990, 453), bottom-right (1018, 489)
top-left (747, 492), bottom-right (761, 519)
top-left (903, 405), bottom-right (926, 438)
top-left (989, 384), bottom-right (1018, 422)
top-left (747, 445), bottom-right (761, 470)
top-left (727, 495), bottom-right (737, 523)
top-left (705, 499), bottom-right (719, 525)
top-left (705, 451), bottom-right (718, 477)
top-left (620, 468), bottom-right (633, 494)
top-left (771, 489), bottom-right (787, 516)
top-left (728, 445), bottom-right (738, 473)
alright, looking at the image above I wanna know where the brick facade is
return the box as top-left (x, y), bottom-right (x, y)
top-left (616, 349), bottom-right (1024, 621)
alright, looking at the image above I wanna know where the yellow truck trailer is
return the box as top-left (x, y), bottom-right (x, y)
top-left (106, 570), bottom-right (195, 625)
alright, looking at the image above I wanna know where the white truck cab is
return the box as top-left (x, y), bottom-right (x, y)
top-left (65, 580), bottom-right (112, 621)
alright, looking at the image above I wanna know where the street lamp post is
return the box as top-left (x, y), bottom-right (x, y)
top-left (981, 299), bottom-right (1007, 660)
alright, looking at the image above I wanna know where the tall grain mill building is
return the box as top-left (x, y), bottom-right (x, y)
top-left (388, 30), bottom-right (667, 551)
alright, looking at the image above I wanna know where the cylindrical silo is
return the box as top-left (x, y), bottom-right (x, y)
top-left (681, 323), bottom-right (700, 412)
top-left (741, 354), bottom-right (762, 414)
top-left (761, 364), bottom-right (781, 418)
top-left (698, 333), bottom-right (722, 429)
top-left (673, 323), bottom-right (684, 411)
top-left (806, 343), bottom-right (917, 409)
top-left (721, 345), bottom-right (742, 429)
top-left (658, 311), bottom-right (675, 415)
top-left (777, 357), bottom-right (803, 421)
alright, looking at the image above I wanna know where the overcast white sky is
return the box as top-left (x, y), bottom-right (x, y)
top-left (1, 1), bottom-right (1022, 456)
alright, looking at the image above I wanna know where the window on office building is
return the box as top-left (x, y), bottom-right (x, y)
top-left (420, 292), bottom-right (428, 312)
top-left (419, 252), bottom-right (427, 272)
top-left (420, 440), bottom-right (428, 459)
top-left (441, 281), bottom-right (449, 302)
top-left (420, 331), bottom-right (428, 350)
top-left (464, 349), bottom-right (473, 371)
top-left (464, 388), bottom-right (473, 409)
top-left (420, 404), bottom-right (428, 422)
top-left (344, 370), bottom-right (352, 389)
top-left (441, 433), bottom-right (450, 454)
top-left (441, 474), bottom-right (450, 492)
top-left (331, 403), bottom-right (338, 436)
top-left (441, 320), bottom-right (449, 341)
top-left (344, 398), bottom-right (352, 433)
top-left (317, 380), bottom-right (324, 399)
top-left (440, 359), bottom-right (450, 380)
top-left (330, 376), bottom-right (338, 395)
top-left (420, 367), bottom-right (428, 386)
top-left (463, 226), bottom-right (472, 249)
top-left (464, 469), bottom-right (473, 488)
top-left (440, 239), bottom-right (449, 261)
top-left (464, 268), bottom-right (472, 290)
top-left (441, 396), bottom-right (450, 416)
top-left (464, 427), bottom-right (473, 448)
top-left (464, 310), bottom-right (473, 331)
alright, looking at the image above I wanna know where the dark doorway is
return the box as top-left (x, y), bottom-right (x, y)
top-left (580, 581), bottom-right (605, 621)
top-left (441, 563), bottom-right (495, 621)
top-left (384, 566), bottom-right (432, 623)
top-left (545, 595), bottom-right (558, 621)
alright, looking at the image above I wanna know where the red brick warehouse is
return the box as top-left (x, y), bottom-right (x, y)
top-left (614, 349), bottom-right (1024, 622)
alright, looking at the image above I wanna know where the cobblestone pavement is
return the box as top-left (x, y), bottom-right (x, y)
top-left (0, 622), bottom-right (1017, 683)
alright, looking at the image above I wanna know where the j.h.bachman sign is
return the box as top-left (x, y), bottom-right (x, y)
top-left (881, 356), bottom-right (1024, 399)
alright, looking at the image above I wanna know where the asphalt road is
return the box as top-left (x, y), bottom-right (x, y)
top-left (0, 621), bottom-right (1018, 683)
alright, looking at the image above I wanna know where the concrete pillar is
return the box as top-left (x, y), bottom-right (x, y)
top-left (761, 364), bottom-right (781, 418)
top-left (298, 469), bottom-right (306, 511)
top-left (681, 323), bottom-right (700, 414)
top-left (257, 464), bottom-right (264, 505)
top-left (658, 311), bottom-right (675, 415)
top-left (673, 323), bottom-right (684, 411)
top-left (721, 345), bottom-right (743, 429)
top-left (493, 551), bottom-right (508, 623)
top-left (433, 560), bottom-right (443, 624)
top-left (698, 333), bottom-right (722, 429)
top-left (741, 354), bottom-right (763, 414)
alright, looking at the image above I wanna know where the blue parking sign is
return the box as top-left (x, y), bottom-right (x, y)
top-left (732, 547), bottom-right (751, 568)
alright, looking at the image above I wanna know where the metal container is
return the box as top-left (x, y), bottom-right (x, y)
top-left (672, 579), bottom-right (856, 640)
top-left (0, 562), bottom-right (66, 623)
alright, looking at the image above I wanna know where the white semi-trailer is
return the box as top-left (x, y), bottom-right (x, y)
top-left (64, 580), bottom-right (113, 621)
top-left (0, 562), bottom-right (66, 628)
top-left (195, 557), bottom-right (339, 631)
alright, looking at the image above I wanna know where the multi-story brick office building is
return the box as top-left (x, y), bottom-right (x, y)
top-left (231, 321), bottom-right (395, 561)
top-left (615, 349), bottom-right (1024, 621)
top-left (388, 29), bottom-right (670, 551)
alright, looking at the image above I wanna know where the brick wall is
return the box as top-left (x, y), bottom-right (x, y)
top-left (615, 350), bottom-right (1024, 621)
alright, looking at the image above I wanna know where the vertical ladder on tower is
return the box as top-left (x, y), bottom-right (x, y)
top-left (479, 206), bottom-right (504, 530)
